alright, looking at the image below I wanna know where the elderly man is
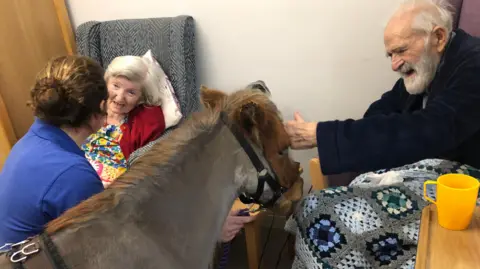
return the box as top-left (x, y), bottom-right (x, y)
top-left (285, 0), bottom-right (480, 175)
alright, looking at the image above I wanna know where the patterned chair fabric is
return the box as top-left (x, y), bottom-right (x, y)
top-left (75, 16), bottom-right (199, 165)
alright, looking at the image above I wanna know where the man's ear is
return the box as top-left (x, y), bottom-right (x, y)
top-left (200, 85), bottom-right (227, 109)
top-left (432, 26), bottom-right (448, 53)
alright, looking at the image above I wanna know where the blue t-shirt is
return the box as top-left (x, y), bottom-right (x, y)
top-left (0, 119), bottom-right (103, 245)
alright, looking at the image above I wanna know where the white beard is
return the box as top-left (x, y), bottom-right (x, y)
top-left (399, 43), bottom-right (441, 95)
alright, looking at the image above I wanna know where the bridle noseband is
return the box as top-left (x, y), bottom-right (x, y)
top-left (219, 111), bottom-right (287, 208)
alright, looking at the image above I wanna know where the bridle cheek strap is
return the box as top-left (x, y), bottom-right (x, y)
top-left (219, 111), bottom-right (286, 207)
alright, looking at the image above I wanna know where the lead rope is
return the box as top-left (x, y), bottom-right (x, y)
top-left (217, 208), bottom-right (251, 269)
top-left (216, 205), bottom-right (269, 269)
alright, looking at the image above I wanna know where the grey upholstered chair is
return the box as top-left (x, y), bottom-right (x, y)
top-left (75, 15), bottom-right (199, 165)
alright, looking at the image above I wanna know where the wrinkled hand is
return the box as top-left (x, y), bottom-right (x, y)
top-left (284, 112), bottom-right (318, 149)
top-left (221, 209), bottom-right (257, 242)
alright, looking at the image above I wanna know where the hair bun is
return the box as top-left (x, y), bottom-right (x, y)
top-left (33, 78), bottom-right (63, 107)
top-left (28, 55), bottom-right (108, 128)
top-left (30, 77), bottom-right (78, 126)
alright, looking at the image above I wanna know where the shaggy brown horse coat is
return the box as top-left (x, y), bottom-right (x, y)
top-left (1, 86), bottom-right (303, 269)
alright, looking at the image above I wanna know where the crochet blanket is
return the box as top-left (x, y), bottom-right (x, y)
top-left (285, 159), bottom-right (480, 269)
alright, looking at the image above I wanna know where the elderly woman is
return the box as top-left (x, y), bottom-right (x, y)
top-left (0, 55), bottom-right (108, 246)
top-left (83, 55), bottom-right (256, 244)
top-left (82, 56), bottom-right (166, 186)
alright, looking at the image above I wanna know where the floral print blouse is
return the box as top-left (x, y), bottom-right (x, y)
top-left (82, 119), bottom-right (128, 188)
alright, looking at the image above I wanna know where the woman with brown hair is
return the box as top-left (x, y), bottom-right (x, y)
top-left (0, 55), bottom-right (108, 246)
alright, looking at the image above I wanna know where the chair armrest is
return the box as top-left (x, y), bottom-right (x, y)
top-left (309, 157), bottom-right (328, 190)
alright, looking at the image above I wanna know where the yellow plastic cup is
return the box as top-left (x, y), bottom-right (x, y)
top-left (424, 174), bottom-right (480, 230)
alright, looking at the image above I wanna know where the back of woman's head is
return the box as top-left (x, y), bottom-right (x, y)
top-left (29, 55), bottom-right (108, 128)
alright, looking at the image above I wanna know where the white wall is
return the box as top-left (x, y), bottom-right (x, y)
top-left (67, 0), bottom-right (403, 191)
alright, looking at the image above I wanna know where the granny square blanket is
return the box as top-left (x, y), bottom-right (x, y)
top-left (286, 159), bottom-right (480, 269)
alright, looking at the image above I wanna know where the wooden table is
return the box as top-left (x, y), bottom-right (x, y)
top-left (416, 204), bottom-right (480, 269)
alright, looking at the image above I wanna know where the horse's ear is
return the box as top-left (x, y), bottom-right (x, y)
top-left (239, 101), bottom-right (264, 133)
top-left (200, 85), bottom-right (227, 109)
top-left (246, 80), bottom-right (271, 95)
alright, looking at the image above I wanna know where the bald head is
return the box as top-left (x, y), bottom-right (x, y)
top-left (383, 0), bottom-right (454, 94)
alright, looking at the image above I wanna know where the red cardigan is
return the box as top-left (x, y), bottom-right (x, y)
top-left (119, 105), bottom-right (166, 160)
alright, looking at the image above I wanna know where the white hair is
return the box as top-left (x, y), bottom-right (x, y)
top-left (398, 0), bottom-right (455, 38)
top-left (104, 56), bottom-right (162, 106)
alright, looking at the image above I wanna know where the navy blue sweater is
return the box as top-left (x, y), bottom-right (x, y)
top-left (317, 29), bottom-right (480, 175)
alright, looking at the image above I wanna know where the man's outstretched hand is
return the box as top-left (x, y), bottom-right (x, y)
top-left (284, 112), bottom-right (317, 150)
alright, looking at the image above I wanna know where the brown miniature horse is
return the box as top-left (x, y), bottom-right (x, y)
top-left (0, 86), bottom-right (303, 269)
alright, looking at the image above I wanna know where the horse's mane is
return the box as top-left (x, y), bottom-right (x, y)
top-left (46, 89), bottom-right (281, 234)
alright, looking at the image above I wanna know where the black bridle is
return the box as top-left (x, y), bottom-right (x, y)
top-left (219, 111), bottom-right (287, 208)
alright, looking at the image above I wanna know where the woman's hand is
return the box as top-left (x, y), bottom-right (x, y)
top-left (221, 209), bottom-right (257, 242)
top-left (284, 112), bottom-right (318, 149)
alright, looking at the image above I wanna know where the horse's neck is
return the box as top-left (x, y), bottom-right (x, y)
top-left (135, 126), bottom-right (249, 268)
top-left (54, 124), bottom-right (254, 269)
